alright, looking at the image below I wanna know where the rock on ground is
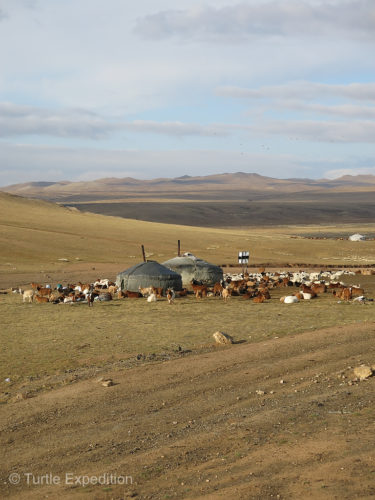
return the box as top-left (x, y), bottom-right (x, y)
top-left (213, 331), bottom-right (233, 345)
top-left (353, 365), bottom-right (373, 381)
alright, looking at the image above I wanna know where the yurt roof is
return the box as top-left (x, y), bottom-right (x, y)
top-left (116, 260), bottom-right (182, 291)
top-left (162, 252), bottom-right (221, 269)
top-left (162, 253), bottom-right (223, 285)
top-left (118, 260), bottom-right (181, 277)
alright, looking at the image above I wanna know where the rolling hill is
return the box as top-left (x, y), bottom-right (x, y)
top-left (2, 172), bottom-right (375, 203)
top-left (0, 191), bottom-right (374, 289)
top-left (2, 173), bottom-right (375, 228)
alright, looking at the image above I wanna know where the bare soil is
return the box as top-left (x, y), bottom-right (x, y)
top-left (1, 320), bottom-right (375, 499)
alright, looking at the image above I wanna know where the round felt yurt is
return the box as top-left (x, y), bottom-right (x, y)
top-left (162, 252), bottom-right (223, 286)
top-left (115, 261), bottom-right (182, 292)
top-left (348, 233), bottom-right (366, 241)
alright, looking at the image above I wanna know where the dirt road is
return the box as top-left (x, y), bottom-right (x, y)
top-left (1, 322), bottom-right (375, 499)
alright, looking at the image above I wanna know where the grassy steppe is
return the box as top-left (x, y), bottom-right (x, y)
top-left (1, 279), bottom-right (375, 400)
top-left (1, 193), bottom-right (374, 286)
top-left (1, 192), bottom-right (375, 499)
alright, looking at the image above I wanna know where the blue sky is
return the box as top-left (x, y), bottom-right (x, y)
top-left (0, 0), bottom-right (374, 185)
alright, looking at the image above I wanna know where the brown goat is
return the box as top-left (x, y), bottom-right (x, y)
top-left (124, 291), bottom-right (142, 298)
top-left (34, 295), bottom-right (49, 303)
top-left (222, 288), bottom-right (231, 302)
top-left (253, 294), bottom-right (265, 303)
top-left (213, 282), bottom-right (223, 296)
top-left (351, 286), bottom-right (364, 296)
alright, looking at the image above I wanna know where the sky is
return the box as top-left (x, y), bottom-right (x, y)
top-left (0, 0), bottom-right (374, 185)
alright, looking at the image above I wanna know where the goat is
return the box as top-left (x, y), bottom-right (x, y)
top-left (36, 286), bottom-right (52, 297)
top-left (123, 291), bottom-right (142, 298)
top-left (147, 293), bottom-right (157, 303)
top-left (351, 286), bottom-right (364, 297)
top-left (22, 290), bottom-right (34, 303)
top-left (34, 295), bottom-right (49, 303)
top-left (192, 283), bottom-right (208, 298)
top-left (253, 294), bottom-right (265, 303)
top-left (166, 289), bottom-right (175, 304)
top-left (281, 295), bottom-right (299, 304)
top-left (151, 287), bottom-right (164, 298)
top-left (139, 286), bottom-right (154, 297)
top-left (213, 282), bottom-right (224, 296)
top-left (222, 288), bottom-right (231, 302)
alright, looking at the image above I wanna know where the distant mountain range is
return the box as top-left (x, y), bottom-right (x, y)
top-left (1, 172), bottom-right (375, 203)
top-left (2, 173), bottom-right (375, 227)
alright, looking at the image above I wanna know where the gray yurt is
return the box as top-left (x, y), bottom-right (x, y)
top-left (116, 261), bottom-right (182, 292)
top-left (162, 252), bottom-right (223, 286)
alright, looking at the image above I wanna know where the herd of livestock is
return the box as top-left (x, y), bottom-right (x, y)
top-left (17, 268), bottom-right (372, 305)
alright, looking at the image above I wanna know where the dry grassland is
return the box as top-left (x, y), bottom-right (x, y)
top-left (1, 192), bottom-right (375, 499)
top-left (0, 193), bottom-right (374, 287)
top-left (1, 276), bottom-right (375, 403)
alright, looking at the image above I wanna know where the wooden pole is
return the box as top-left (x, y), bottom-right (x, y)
top-left (141, 245), bottom-right (146, 262)
top-left (178, 240), bottom-right (181, 257)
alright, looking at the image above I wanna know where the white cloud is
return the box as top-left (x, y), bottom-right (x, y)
top-left (216, 82), bottom-right (375, 101)
top-left (135, 1), bottom-right (375, 41)
top-left (324, 167), bottom-right (375, 178)
top-left (0, 103), bottom-right (115, 138)
top-left (122, 120), bottom-right (227, 137)
top-left (0, 1), bottom-right (374, 186)
top-left (0, 103), bottom-right (229, 138)
top-left (275, 101), bottom-right (375, 120)
top-left (253, 119), bottom-right (375, 143)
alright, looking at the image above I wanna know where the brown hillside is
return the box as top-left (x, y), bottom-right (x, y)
top-left (2, 173), bottom-right (375, 203)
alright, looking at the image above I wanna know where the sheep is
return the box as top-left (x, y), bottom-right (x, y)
top-left (280, 295), bottom-right (299, 304)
